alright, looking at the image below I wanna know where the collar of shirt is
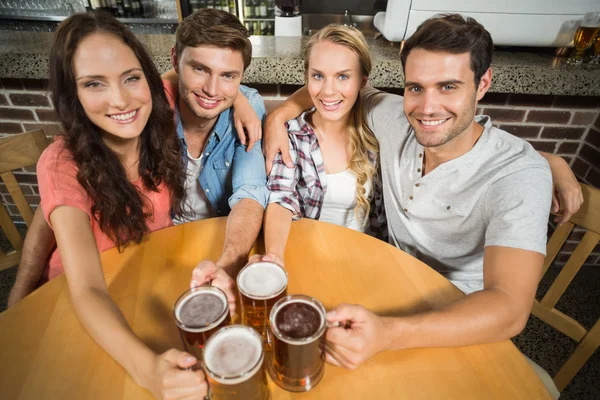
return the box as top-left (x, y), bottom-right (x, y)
top-left (174, 98), bottom-right (233, 145)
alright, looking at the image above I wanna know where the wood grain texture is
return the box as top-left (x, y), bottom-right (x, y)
top-left (0, 218), bottom-right (551, 399)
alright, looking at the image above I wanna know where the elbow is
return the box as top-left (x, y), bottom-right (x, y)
top-left (505, 309), bottom-right (530, 339)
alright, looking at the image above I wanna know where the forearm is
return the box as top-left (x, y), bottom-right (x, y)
top-left (264, 203), bottom-right (293, 260)
top-left (217, 199), bottom-right (264, 276)
top-left (70, 287), bottom-right (155, 386)
top-left (386, 288), bottom-right (529, 350)
top-left (267, 86), bottom-right (313, 124)
top-left (8, 207), bottom-right (56, 307)
top-left (538, 151), bottom-right (571, 182)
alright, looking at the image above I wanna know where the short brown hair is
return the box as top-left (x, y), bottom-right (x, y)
top-left (400, 14), bottom-right (493, 85)
top-left (175, 8), bottom-right (252, 70)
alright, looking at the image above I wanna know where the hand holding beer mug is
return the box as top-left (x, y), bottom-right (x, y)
top-left (190, 260), bottom-right (237, 315)
top-left (568, 12), bottom-right (600, 65)
top-left (174, 286), bottom-right (232, 360)
top-left (268, 294), bottom-right (330, 392)
top-left (202, 325), bottom-right (271, 400)
top-left (237, 261), bottom-right (288, 345)
top-left (324, 303), bottom-right (394, 370)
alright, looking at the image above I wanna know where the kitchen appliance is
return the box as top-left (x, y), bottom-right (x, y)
top-left (374, 0), bottom-right (600, 46)
top-left (274, 0), bottom-right (302, 36)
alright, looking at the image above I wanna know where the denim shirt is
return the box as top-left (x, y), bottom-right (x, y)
top-left (175, 85), bottom-right (269, 216)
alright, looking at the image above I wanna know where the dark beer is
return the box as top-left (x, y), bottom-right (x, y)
top-left (203, 325), bottom-right (271, 400)
top-left (237, 262), bottom-right (288, 343)
top-left (268, 295), bottom-right (326, 392)
top-left (174, 286), bottom-right (231, 359)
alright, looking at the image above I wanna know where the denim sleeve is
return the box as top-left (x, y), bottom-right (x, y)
top-left (228, 138), bottom-right (269, 209)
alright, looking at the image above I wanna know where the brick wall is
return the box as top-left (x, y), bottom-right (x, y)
top-left (2, 79), bottom-right (600, 266)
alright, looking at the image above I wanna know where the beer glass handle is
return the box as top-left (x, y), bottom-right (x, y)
top-left (185, 362), bottom-right (212, 400)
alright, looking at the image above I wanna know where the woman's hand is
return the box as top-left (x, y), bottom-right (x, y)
top-left (233, 92), bottom-right (262, 151)
top-left (263, 112), bottom-right (293, 174)
top-left (247, 253), bottom-right (285, 268)
top-left (143, 349), bottom-right (208, 400)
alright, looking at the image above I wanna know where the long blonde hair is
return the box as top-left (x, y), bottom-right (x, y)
top-left (304, 24), bottom-right (379, 226)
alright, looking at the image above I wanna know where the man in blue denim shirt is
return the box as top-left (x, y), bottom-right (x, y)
top-left (164, 9), bottom-right (268, 300)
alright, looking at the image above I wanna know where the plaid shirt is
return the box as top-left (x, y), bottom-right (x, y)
top-left (267, 109), bottom-right (387, 240)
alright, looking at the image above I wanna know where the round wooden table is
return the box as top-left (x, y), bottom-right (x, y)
top-left (0, 217), bottom-right (550, 399)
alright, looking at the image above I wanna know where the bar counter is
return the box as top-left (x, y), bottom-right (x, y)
top-left (1, 32), bottom-right (599, 96)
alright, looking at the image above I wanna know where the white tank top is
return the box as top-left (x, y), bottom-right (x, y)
top-left (319, 169), bottom-right (371, 233)
top-left (173, 150), bottom-right (214, 225)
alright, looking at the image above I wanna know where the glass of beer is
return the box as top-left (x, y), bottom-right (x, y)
top-left (173, 285), bottom-right (231, 359)
top-left (237, 261), bottom-right (288, 344)
top-left (203, 324), bottom-right (271, 400)
top-left (268, 294), bottom-right (327, 392)
top-left (568, 12), bottom-right (600, 65)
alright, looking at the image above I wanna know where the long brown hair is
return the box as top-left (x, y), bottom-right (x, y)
top-left (49, 11), bottom-right (186, 249)
top-left (304, 24), bottom-right (379, 226)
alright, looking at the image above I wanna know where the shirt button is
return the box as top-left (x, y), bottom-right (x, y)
top-left (417, 168), bottom-right (421, 172)
top-left (217, 209), bottom-right (221, 214)
top-left (205, 188), bottom-right (210, 193)
top-left (415, 183), bottom-right (420, 187)
top-left (205, 152), bottom-right (210, 156)
top-left (403, 208), bottom-right (408, 213)
top-left (225, 161), bottom-right (230, 167)
top-left (409, 196), bottom-right (413, 200)
top-left (447, 206), bottom-right (451, 210)
top-left (418, 153), bottom-right (423, 158)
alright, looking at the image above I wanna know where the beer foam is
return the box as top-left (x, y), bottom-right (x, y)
top-left (175, 290), bottom-right (228, 332)
top-left (237, 262), bottom-right (287, 299)
top-left (204, 326), bottom-right (263, 384)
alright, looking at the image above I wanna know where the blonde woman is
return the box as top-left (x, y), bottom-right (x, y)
top-left (263, 25), bottom-right (383, 266)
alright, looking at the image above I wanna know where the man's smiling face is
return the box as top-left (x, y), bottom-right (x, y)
top-left (175, 45), bottom-right (244, 122)
top-left (403, 49), bottom-right (482, 149)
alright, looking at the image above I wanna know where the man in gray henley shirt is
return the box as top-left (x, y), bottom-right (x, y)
top-left (263, 16), bottom-right (581, 396)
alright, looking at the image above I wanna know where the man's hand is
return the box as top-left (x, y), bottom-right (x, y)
top-left (324, 304), bottom-right (393, 370)
top-left (538, 151), bottom-right (583, 225)
top-left (233, 92), bottom-right (262, 151)
top-left (142, 349), bottom-right (207, 400)
top-left (190, 260), bottom-right (237, 315)
top-left (263, 112), bottom-right (293, 174)
top-left (552, 177), bottom-right (583, 225)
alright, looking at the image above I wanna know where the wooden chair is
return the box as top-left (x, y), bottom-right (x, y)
top-left (0, 130), bottom-right (49, 271)
top-left (532, 183), bottom-right (600, 392)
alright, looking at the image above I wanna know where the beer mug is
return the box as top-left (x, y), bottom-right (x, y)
top-left (237, 261), bottom-right (288, 344)
top-left (268, 294), bottom-right (328, 392)
top-left (591, 30), bottom-right (600, 64)
top-left (202, 325), bottom-right (271, 400)
top-left (568, 12), bottom-right (600, 65)
top-left (174, 286), bottom-right (231, 359)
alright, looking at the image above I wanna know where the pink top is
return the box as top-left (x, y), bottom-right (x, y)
top-left (162, 79), bottom-right (178, 109)
top-left (37, 138), bottom-right (173, 281)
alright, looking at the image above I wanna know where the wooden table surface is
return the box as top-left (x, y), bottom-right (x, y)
top-left (0, 217), bottom-right (550, 399)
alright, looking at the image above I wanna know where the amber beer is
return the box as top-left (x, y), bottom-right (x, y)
top-left (237, 262), bottom-right (288, 343)
top-left (268, 295), bottom-right (327, 392)
top-left (173, 286), bottom-right (231, 359)
top-left (569, 12), bottom-right (600, 64)
top-left (203, 325), bottom-right (271, 400)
